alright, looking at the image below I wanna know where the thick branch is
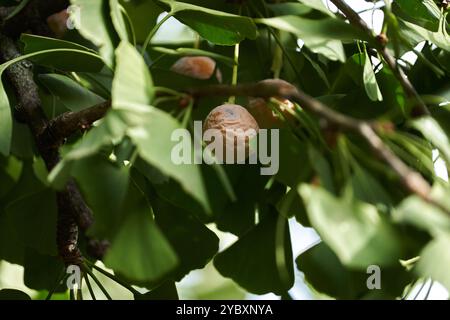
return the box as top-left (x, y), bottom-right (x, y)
top-left (42, 100), bottom-right (112, 147)
top-left (189, 80), bottom-right (448, 215)
top-left (0, 33), bottom-right (94, 265)
top-left (329, 0), bottom-right (429, 116)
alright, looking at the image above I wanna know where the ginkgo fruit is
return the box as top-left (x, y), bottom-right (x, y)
top-left (47, 9), bottom-right (69, 38)
top-left (203, 104), bottom-right (259, 160)
top-left (248, 79), bottom-right (297, 128)
top-left (171, 56), bottom-right (217, 80)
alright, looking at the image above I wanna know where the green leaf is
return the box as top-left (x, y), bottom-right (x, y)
top-left (299, 184), bottom-right (404, 269)
top-left (3, 164), bottom-right (57, 256)
top-left (0, 79), bottom-right (12, 156)
top-left (215, 165), bottom-right (270, 236)
top-left (23, 248), bottom-right (65, 292)
top-left (275, 130), bottom-right (311, 188)
top-left (308, 145), bottom-right (335, 193)
top-left (48, 110), bottom-right (128, 189)
top-left (415, 234), bottom-right (450, 292)
top-left (411, 116), bottom-right (450, 166)
top-left (38, 74), bottom-right (105, 112)
top-left (0, 43), bottom-right (105, 156)
top-left (71, 155), bottom-right (130, 239)
top-left (120, 0), bottom-right (163, 43)
top-left (112, 41), bottom-right (210, 212)
top-left (152, 47), bottom-right (235, 67)
top-left (401, 16), bottom-right (450, 52)
top-left (268, 3), bottom-right (312, 17)
top-left (256, 16), bottom-right (368, 62)
top-left (297, 242), bottom-right (412, 299)
top-left (363, 48), bottom-right (383, 101)
top-left (71, 0), bottom-right (119, 66)
top-left (21, 34), bottom-right (104, 72)
top-left (127, 111), bottom-right (210, 213)
top-left (156, 0), bottom-right (257, 45)
top-left (0, 289), bottom-right (31, 300)
top-left (297, 242), bottom-right (367, 299)
top-left (110, 0), bottom-right (129, 41)
top-left (0, 156), bottom-right (22, 198)
top-left (393, 0), bottom-right (442, 32)
top-left (297, 0), bottom-right (334, 17)
top-left (152, 194), bottom-right (219, 280)
top-left (104, 182), bottom-right (178, 283)
top-left (393, 183), bottom-right (450, 235)
top-left (0, 208), bottom-right (25, 264)
top-left (351, 164), bottom-right (392, 208)
top-left (112, 41), bottom-right (154, 109)
top-left (277, 188), bottom-right (310, 226)
top-left (214, 211), bottom-right (294, 295)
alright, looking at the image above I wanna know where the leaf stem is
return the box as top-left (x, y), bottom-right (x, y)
top-left (84, 259), bottom-right (139, 295)
top-left (84, 273), bottom-right (97, 300)
top-left (228, 42), bottom-right (240, 104)
top-left (82, 264), bottom-right (113, 300)
top-left (120, 4), bottom-right (137, 46)
top-left (249, 2), bottom-right (304, 86)
top-left (413, 279), bottom-right (428, 300)
top-left (69, 288), bottom-right (75, 301)
top-left (228, 6), bottom-right (242, 104)
top-left (181, 100), bottom-right (193, 128)
top-left (154, 86), bottom-right (183, 97)
top-left (45, 267), bottom-right (66, 300)
top-left (141, 12), bottom-right (173, 55)
top-left (424, 280), bottom-right (434, 300)
top-left (75, 274), bottom-right (84, 300)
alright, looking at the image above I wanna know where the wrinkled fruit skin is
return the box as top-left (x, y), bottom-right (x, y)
top-left (203, 104), bottom-right (259, 160)
top-left (47, 9), bottom-right (69, 38)
top-left (171, 56), bottom-right (216, 80)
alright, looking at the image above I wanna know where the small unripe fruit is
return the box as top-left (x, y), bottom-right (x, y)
top-left (171, 56), bottom-right (216, 80)
top-left (203, 104), bottom-right (259, 160)
top-left (47, 9), bottom-right (69, 38)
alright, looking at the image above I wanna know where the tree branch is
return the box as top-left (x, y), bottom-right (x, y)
top-left (45, 79), bottom-right (446, 214)
top-left (0, 33), bottom-right (98, 265)
top-left (42, 100), bottom-right (112, 147)
top-left (188, 80), bottom-right (448, 216)
top-left (329, 0), bottom-right (429, 116)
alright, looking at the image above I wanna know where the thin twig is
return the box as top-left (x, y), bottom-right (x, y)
top-left (328, 0), bottom-right (429, 116)
top-left (187, 80), bottom-right (448, 216)
top-left (48, 79), bottom-right (447, 215)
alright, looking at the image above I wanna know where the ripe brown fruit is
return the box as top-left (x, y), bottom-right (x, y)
top-left (203, 104), bottom-right (259, 160)
top-left (171, 56), bottom-right (217, 80)
top-left (248, 79), bottom-right (297, 128)
top-left (47, 9), bottom-right (70, 38)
